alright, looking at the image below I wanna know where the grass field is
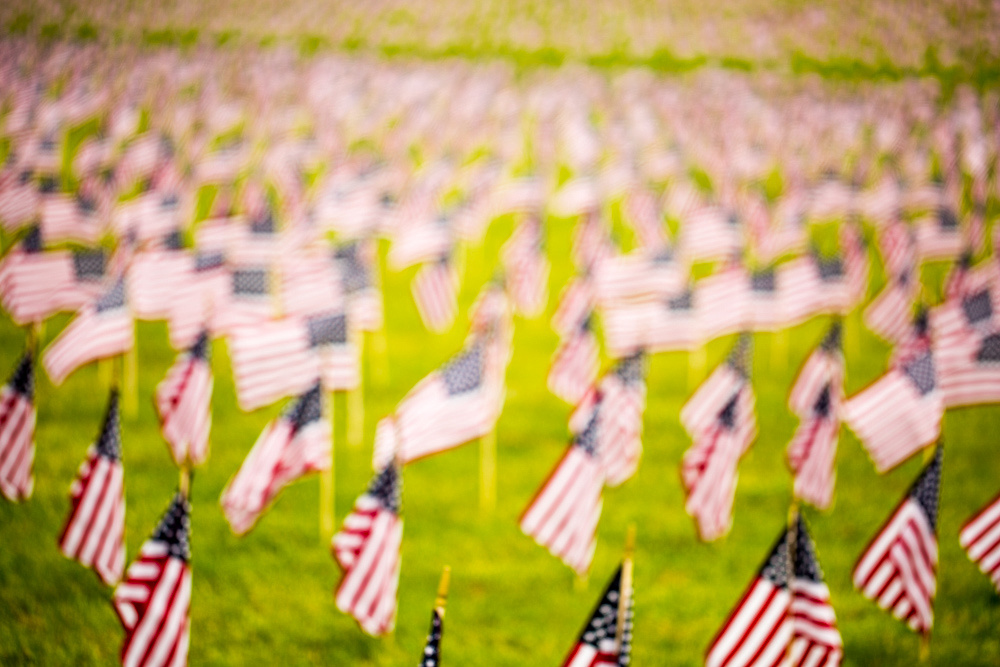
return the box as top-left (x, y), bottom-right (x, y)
top-left (1, 206), bottom-right (999, 665)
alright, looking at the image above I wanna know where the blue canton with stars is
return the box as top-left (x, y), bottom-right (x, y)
top-left (72, 250), bottom-right (106, 281)
top-left (7, 352), bottom-right (33, 399)
top-left (442, 344), bottom-right (483, 396)
top-left (366, 463), bottom-right (402, 516)
top-left (307, 313), bottom-right (348, 347)
top-left (284, 384), bottom-right (322, 434)
top-left (95, 280), bottom-right (126, 313)
top-left (909, 446), bottom-right (943, 531)
top-left (976, 333), bottom-right (1000, 363)
top-left (232, 269), bottom-right (270, 296)
top-left (418, 609), bottom-right (442, 667)
top-left (903, 352), bottom-right (936, 396)
top-left (151, 493), bottom-right (192, 563)
top-left (96, 390), bottom-right (122, 462)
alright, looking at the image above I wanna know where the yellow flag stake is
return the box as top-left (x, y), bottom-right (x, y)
top-left (179, 466), bottom-right (191, 498)
top-left (348, 334), bottom-right (364, 448)
top-left (689, 344), bottom-right (706, 392)
top-left (435, 565), bottom-right (452, 617)
top-left (123, 329), bottom-right (138, 420)
top-left (372, 243), bottom-right (390, 387)
top-left (320, 389), bottom-right (335, 544)
top-left (615, 525), bottom-right (636, 651)
top-left (479, 428), bottom-right (497, 513)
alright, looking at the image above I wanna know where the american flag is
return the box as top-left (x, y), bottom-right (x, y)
top-left (706, 521), bottom-right (794, 667)
top-left (548, 317), bottom-right (600, 405)
top-left (959, 492), bottom-right (1000, 593)
top-left (696, 264), bottom-right (751, 342)
top-left (746, 267), bottom-right (786, 332)
top-left (552, 275), bottom-right (596, 339)
top-left (113, 491), bottom-right (192, 667)
top-left (502, 217), bottom-right (550, 318)
top-left (854, 446), bottom-right (942, 634)
top-left (412, 258), bottom-right (459, 334)
top-left (58, 390), bottom-right (125, 586)
top-left (787, 326), bottom-right (844, 510)
top-left (863, 271), bottom-right (919, 345)
top-left (127, 243), bottom-right (189, 321)
top-left (549, 174), bottom-right (600, 218)
top-left (221, 384), bottom-right (330, 535)
top-left (43, 279), bottom-right (134, 386)
top-left (166, 252), bottom-right (229, 351)
top-left (561, 564), bottom-right (633, 667)
top-left (332, 462), bottom-right (403, 636)
top-left (520, 415), bottom-right (604, 575)
top-left (934, 278), bottom-right (1000, 408)
top-left (914, 207), bottom-right (964, 263)
top-left (623, 187), bottom-right (668, 250)
top-left (583, 352), bottom-right (647, 487)
top-left (228, 311), bottom-right (357, 411)
top-left (593, 247), bottom-right (685, 308)
top-left (156, 331), bottom-right (213, 468)
top-left (788, 514), bottom-right (844, 667)
top-left (0, 172), bottom-right (39, 231)
top-left (0, 351), bottom-right (34, 501)
top-left (681, 338), bottom-right (756, 541)
top-left (842, 319), bottom-right (943, 473)
top-left (420, 609), bottom-right (444, 667)
top-left (212, 267), bottom-right (276, 336)
top-left (571, 212), bottom-right (613, 272)
top-left (389, 215), bottom-right (454, 271)
top-left (39, 191), bottom-right (102, 245)
top-left (334, 240), bottom-right (383, 332)
top-left (395, 338), bottom-right (502, 463)
top-left (679, 205), bottom-right (744, 263)
top-left (775, 256), bottom-right (825, 326)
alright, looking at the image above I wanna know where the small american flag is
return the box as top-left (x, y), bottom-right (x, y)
top-left (587, 352), bottom-right (647, 487)
top-left (624, 187), bottom-right (668, 251)
top-left (58, 390), bottom-right (125, 586)
top-left (914, 207), bottom-right (964, 263)
top-left (864, 271), bottom-right (919, 345)
top-left (39, 191), bottom-right (102, 245)
top-left (842, 319), bottom-right (943, 473)
top-left (43, 279), bottom-right (134, 386)
top-left (412, 258), bottom-right (459, 334)
top-left (395, 339), bottom-right (502, 463)
top-left (681, 338), bottom-right (756, 541)
top-left (166, 252), bottom-right (229, 351)
top-left (707, 513), bottom-right (844, 667)
top-left (593, 247), bottom-right (685, 309)
top-left (0, 172), bottom-right (39, 231)
top-left (212, 267), bottom-right (275, 336)
top-left (113, 491), bottom-right (192, 667)
top-left (0, 351), bottom-right (35, 501)
top-left (552, 275), bottom-right (596, 339)
top-left (696, 264), bottom-right (751, 342)
top-left (520, 417), bottom-right (604, 575)
top-left (502, 217), bottom-right (550, 318)
top-left (332, 462), bottom-right (403, 636)
top-left (959, 492), bottom-right (1000, 593)
top-left (221, 384), bottom-right (330, 535)
top-left (787, 325), bottom-right (844, 510)
top-left (854, 446), bottom-right (942, 634)
top-left (228, 311), bottom-right (357, 411)
top-left (335, 240), bottom-right (383, 332)
top-left (561, 564), bottom-right (633, 667)
top-left (548, 317), bottom-right (600, 405)
top-left (156, 332), bottom-right (213, 468)
top-left (679, 205), bottom-right (744, 264)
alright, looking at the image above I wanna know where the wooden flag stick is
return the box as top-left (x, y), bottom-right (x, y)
top-left (435, 565), bottom-right (452, 616)
top-left (615, 525), bottom-right (636, 650)
top-left (179, 466), bottom-right (191, 497)
top-left (320, 390), bottom-right (335, 543)
top-left (689, 345), bottom-right (706, 392)
top-left (479, 429), bottom-right (497, 513)
top-left (348, 336), bottom-right (364, 448)
top-left (370, 328), bottom-right (390, 387)
top-left (771, 329), bottom-right (787, 372)
top-left (123, 331), bottom-right (138, 420)
top-left (919, 630), bottom-right (931, 662)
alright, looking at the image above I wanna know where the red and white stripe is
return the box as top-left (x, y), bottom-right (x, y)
top-left (58, 447), bottom-right (125, 586)
top-left (0, 250), bottom-right (103, 325)
top-left (332, 492), bottom-right (403, 635)
top-left (113, 542), bottom-right (191, 667)
top-left (863, 279), bottom-right (918, 345)
top-left (960, 493), bottom-right (1000, 593)
top-left (681, 365), bottom-right (747, 438)
top-left (0, 181), bottom-right (39, 231)
top-left (854, 499), bottom-right (937, 633)
top-left (39, 194), bottom-right (102, 245)
top-left (548, 328), bottom-right (600, 405)
top-left (411, 261), bottom-right (458, 334)
top-left (0, 376), bottom-right (34, 502)
top-left (502, 219), bottom-right (550, 318)
top-left (155, 346), bottom-right (213, 467)
top-left (520, 445), bottom-right (604, 575)
top-left (552, 276), bottom-right (596, 339)
top-left (789, 577), bottom-right (843, 667)
top-left (841, 371), bottom-right (942, 473)
top-left (227, 318), bottom-right (323, 411)
top-left (706, 574), bottom-right (792, 667)
top-left (127, 250), bottom-right (190, 321)
top-left (593, 250), bottom-right (685, 307)
top-left (43, 300), bottom-right (134, 386)
top-left (696, 265), bottom-right (750, 342)
top-left (624, 188), bottom-right (668, 250)
top-left (221, 413), bottom-right (330, 535)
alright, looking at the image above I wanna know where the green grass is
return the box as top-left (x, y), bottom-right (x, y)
top-left (1, 212), bottom-right (999, 665)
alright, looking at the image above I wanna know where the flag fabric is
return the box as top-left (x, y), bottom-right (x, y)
top-left (221, 384), bottom-right (330, 535)
top-left (520, 416), bottom-right (604, 575)
top-left (593, 248), bottom-right (685, 308)
top-left (332, 463), bottom-right (403, 636)
top-left (552, 275), bottom-right (596, 339)
top-left (335, 240), bottom-right (383, 332)
top-left (166, 251), bottom-right (229, 351)
top-left (502, 217), bottom-right (550, 318)
top-left (58, 390), bottom-right (126, 586)
top-left (706, 513), bottom-right (844, 667)
top-left (156, 332), bottom-right (213, 468)
top-left (842, 319), bottom-right (943, 473)
top-left (0, 352), bottom-right (35, 501)
top-left (212, 267), bottom-right (276, 336)
top-left (412, 258), bottom-right (459, 334)
top-left (959, 492), bottom-right (1000, 593)
top-left (394, 338), bottom-right (503, 464)
top-left (854, 446), bottom-right (942, 634)
top-left (561, 564), bottom-right (633, 667)
top-left (863, 272), bottom-right (918, 345)
top-left (113, 492), bottom-right (192, 667)
top-left (787, 326), bottom-right (844, 510)
top-left (548, 317), bottom-right (600, 405)
top-left (696, 264), bottom-right (751, 342)
top-left (934, 281), bottom-right (1000, 408)
top-left (43, 279), bottom-right (134, 386)
top-left (228, 311), bottom-right (358, 411)
top-left (419, 609), bottom-right (444, 667)
top-left (681, 338), bottom-right (756, 541)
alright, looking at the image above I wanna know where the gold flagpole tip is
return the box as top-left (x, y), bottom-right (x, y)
top-left (624, 525), bottom-right (637, 558)
top-left (435, 566), bottom-right (451, 608)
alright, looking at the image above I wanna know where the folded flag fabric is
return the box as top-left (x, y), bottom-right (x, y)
top-left (561, 563), bottom-right (633, 667)
top-left (842, 316), bottom-right (943, 473)
top-left (113, 491), bottom-right (192, 667)
top-left (786, 325), bottom-right (844, 510)
top-left (332, 462), bottom-right (403, 636)
top-left (548, 316), bottom-right (600, 405)
top-left (854, 446), bottom-right (942, 634)
top-left (58, 390), bottom-right (125, 586)
top-left (221, 384), bottom-right (329, 535)
top-left (0, 351), bottom-right (35, 501)
top-left (959, 492), bottom-right (1000, 594)
top-left (412, 257), bottom-right (459, 334)
top-left (156, 332), bottom-right (213, 467)
top-left (43, 279), bottom-right (133, 386)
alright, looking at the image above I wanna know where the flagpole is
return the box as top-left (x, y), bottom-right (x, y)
top-left (348, 335), bottom-right (364, 448)
top-left (479, 428), bottom-right (496, 513)
top-left (123, 327), bottom-right (138, 420)
top-left (320, 389), bottom-right (335, 543)
top-left (615, 525), bottom-right (636, 651)
top-left (435, 565), bottom-right (451, 617)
